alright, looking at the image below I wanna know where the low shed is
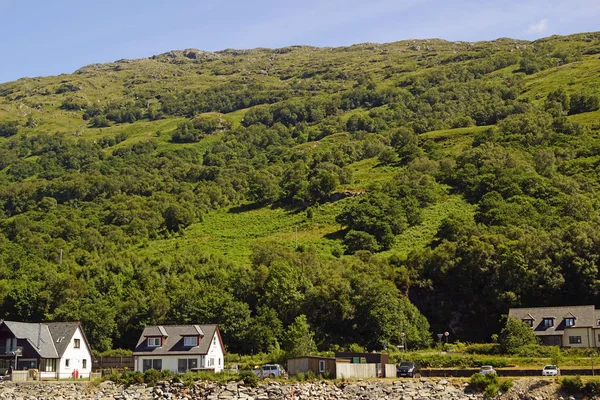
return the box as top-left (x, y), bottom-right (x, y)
top-left (287, 356), bottom-right (340, 378)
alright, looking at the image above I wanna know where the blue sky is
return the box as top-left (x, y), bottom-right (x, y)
top-left (1, 0), bottom-right (599, 83)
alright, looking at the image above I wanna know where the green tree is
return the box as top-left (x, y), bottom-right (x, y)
top-left (283, 314), bottom-right (317, 358)
top-left (344, 230), bottom-right (380, 253)
top-left (391, 128), bottom-right (422, 164)
top-left (499, 316), bottom-right (540, 354)
top-left (306, 169), bottom-right (338, 203)
top-left (0, 121), bottom-right (19, 137)
top-left (163, 204), bottom-right (195, 232)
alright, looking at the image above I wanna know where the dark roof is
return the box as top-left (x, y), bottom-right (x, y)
top-left (287, 356), bottom-right (337, 361)
top-left (508, 305), bottom-right (598, 336)
top-left (2, 321), bottom-right (58, 358)
top-left (133, 325), bottom-right (219, 356)
top-left (335, 352), bottom-right (389, 364)
top-left (45, 322), bottom-right (80, 357)
top-left (0, 321), bottom-right (88, 358)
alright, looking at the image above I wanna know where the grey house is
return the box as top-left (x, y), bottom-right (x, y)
top-left (0, 320), bottom-right (93, 379)
top-left (508, 305), bottom-right (600, 347)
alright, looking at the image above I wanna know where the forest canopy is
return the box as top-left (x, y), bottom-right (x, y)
top-left (0, 32), bottom-right (600, 353)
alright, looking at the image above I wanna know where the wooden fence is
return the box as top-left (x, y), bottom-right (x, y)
top-left (92, 356), bottom-right (135, 371)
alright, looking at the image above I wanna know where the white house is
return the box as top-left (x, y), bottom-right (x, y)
top-left (0, 320), bottom-right (93, 379)
top-left (132, 324), bottom-right (225, 373)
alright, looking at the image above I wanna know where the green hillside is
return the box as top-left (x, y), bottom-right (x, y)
top-left (1, 32), bottom-right (600, 354)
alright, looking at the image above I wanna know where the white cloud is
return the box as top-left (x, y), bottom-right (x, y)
top-left (527, 19), bottom-right (548, 34)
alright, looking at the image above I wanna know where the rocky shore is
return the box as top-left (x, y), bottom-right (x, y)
top-left (0, 378), bottom-right (573, 400)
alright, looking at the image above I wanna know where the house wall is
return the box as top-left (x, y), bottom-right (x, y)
top-left (205, 332), bottom-right (224, 372)
top-left (288, 358), bottom-right (336, 378)
top-left (314, 358), bottom-right (337, 378)
top-left (135, 356), bottom-right (196, 374)
top-left (594, 328), bottom-right (600, 347)
top-left (562, 327), bottom-right (595, 348)
top-left (58, 327), bottom-right (93, 378)
top-left (135, 354), bottom-right (218, 374)
top-left (288, 358), bottom-right (309, 376)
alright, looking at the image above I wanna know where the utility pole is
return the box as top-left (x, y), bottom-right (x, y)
top-left (59, 249), bottom-right (63, 265)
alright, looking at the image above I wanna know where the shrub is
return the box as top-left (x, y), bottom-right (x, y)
top-left (560, 376), bottom-right (584, 393)
top-left (143, 368), bottom-right (161, 385)
top-left (237, 370), bottom-right (258, 388)
top-left (91, 115), bottom-right (111, 128)
top-left (514, 344), bottom-right (555, 357)
top-left (0, 121), bottom-right (19, 137)
top-left (469, 373), bottom-right (498, 391)
top-left (411, 354), bottom-right (507, 369)
top-left (463, 343), bottom-right (500, 355)
top-left (585, 378), bottom-right (600, 395)
top-left (296, 372), bottom-right (305, 381)
top-left (499, 379), bottom-right (513, 393)
top-left (120, 371), bottom-right (144, 385)
top-left (142, 369), bottom-right (173, 385)
top-left (484, 384), bottom-right (499, 398)
top-left (305, 370), bottom-right (316, 381)
top-left (94, 348), bottom-right (133, 357)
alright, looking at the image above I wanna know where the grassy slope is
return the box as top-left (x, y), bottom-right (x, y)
top-left (1, 34), bottom-right (599, 266)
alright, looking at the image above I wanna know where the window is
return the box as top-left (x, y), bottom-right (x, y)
top-left (17, 360), bottom-right (37, 370)
top-left (40, 359), bottom-right (56, 372)
top-left (597, 319), bottom-right (600, 326)
top-left (213, 336), bottom-right (217, 346)
top-left (142, 359), bottom-right (162, 372)
top-left (184, 336), bottom-right (198, 347)
top-left (565, 318), bottom-right (575, 327)
top-left (4, 338), bottom-right (17, 353)
top-left (73, 339), bottom-right (80, 348)
top-left (522, 319), bottom-right (534, 327)
top-left (83, 359), bottom-right (87, 369)
top-left (569, 336), bottom-right (582, 344)
top-left (208, 358), bottom-right (214, 367)
top-left (319, 360), bottom-right (325, 373)
top-left (178, 358), bottom-right (198, 373)
top-left (147, 337), bottom-right (161, 347)
top-left (542, 318), bottom-right (554, 328)
top-left (65, 359), bottom-right (70, 368)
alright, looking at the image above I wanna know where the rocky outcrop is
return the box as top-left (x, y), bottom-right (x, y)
top-left (0, 378), bottom-right (566, 400)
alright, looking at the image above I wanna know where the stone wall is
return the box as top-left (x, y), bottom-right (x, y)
top-left (0, 377), bottom-right (570, 400)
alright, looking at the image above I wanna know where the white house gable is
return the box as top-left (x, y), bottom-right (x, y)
top-left (58, 326), bottom-right (93, 379)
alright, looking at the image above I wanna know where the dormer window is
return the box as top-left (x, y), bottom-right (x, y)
top-left (542, 318), bottom-right (554, 328)
top-left (565, 318), bottom-right (575, 327)
top-left (147, 337), bottom-right (161, 347)
top-left (184, 336), bottom-right (198, 347)
top-left (522, 319), bottom-right (534, 327)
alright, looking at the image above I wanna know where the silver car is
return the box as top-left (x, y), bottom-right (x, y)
top-left (479, 365), bottom-right (497, 375)
top-left (542, 365), bottom-right (560, 376)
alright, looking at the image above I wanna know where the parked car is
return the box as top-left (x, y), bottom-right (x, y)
top-left (542, 365), bottom-right (560, 376)
top-left (397, 361), bottom-right (420, 378)
top-left (252, 364), bottom-right (286, 378)
top-left (479, 365), bottom-right (497, 375)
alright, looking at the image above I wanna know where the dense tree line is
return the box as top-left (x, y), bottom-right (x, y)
top-left (1, 33), bottom-right (600, 354)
